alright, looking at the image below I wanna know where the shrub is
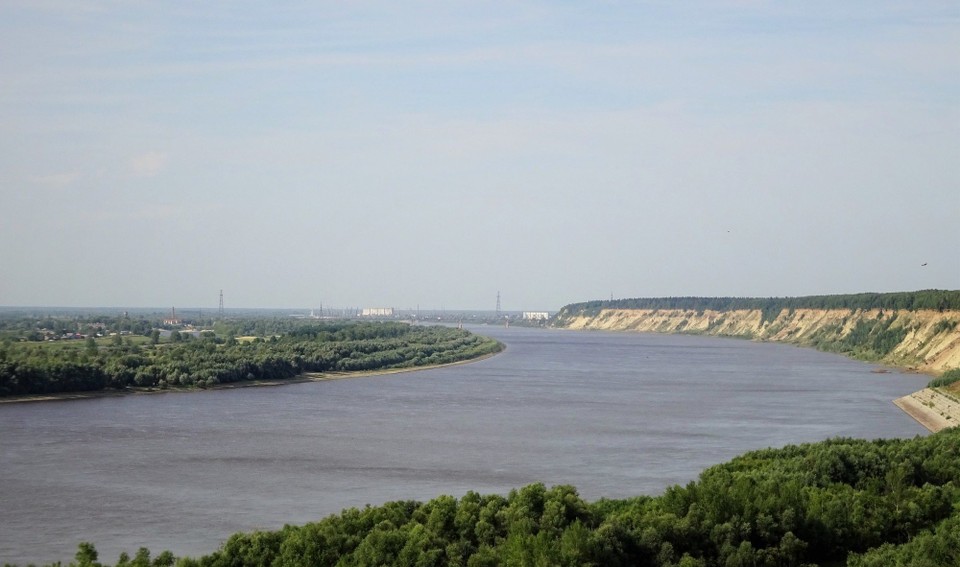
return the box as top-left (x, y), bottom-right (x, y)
top-left (928, 368), bottom-right (960, 388)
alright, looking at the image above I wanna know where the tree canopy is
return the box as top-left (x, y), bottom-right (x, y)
top-left (0, 321), bottom-right (502, 397)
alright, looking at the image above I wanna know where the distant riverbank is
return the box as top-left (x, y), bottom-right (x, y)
top-left (554, 307), bottom-right (960, 375)
top-left (0, 348), bottom-right (503, 405)
top-left (552, 303), bottom-right (960, 432)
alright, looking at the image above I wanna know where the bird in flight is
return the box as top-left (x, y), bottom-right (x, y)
top-left (921, 262), bottom-right (928, 266)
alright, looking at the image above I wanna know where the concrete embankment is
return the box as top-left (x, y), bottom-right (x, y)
top-left (894, 388), bottom-right (960, 432)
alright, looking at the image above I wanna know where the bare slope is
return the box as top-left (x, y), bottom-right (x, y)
top-left (556, 307), bottom-right (960, 374)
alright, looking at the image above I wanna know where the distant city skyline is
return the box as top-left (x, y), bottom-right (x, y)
top-left (1, 2), bottom-right (957, 310)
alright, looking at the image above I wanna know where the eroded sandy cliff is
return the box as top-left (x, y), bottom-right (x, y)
top-left (558, 308), bottom-right (960, 374)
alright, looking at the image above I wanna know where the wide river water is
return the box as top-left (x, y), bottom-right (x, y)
top-left (0, 326), bottom-right (929, 564)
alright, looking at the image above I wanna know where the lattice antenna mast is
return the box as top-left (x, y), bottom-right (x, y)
top-left (496, 291), bottom-right (501, 319)
top-left (218, 290), bottom-right (224, 320)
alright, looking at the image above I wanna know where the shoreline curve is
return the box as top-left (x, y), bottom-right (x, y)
top-left (0, 347), bottom-right (504, 405)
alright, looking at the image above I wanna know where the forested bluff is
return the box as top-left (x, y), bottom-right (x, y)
top-left (13, 428), bottom-right (960, 567)
top-left (552, 290), bottom-right (960, 375)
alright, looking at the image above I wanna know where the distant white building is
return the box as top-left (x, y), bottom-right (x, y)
top-left (522, 311), bottom-right (550, 320)
top-left (163, 306), bottom-right (181, 326)
top-left (361, 307), bottom-right (395, 317)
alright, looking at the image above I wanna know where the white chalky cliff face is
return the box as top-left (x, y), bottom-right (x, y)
top-left (556, 308), bottom-right (960, 374)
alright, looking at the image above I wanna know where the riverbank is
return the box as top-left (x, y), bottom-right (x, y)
top-left (554, 307), bottom-right (960, 374)
top-left (894, 388), bottom-right (960, 432)
top-left (0, 348), bottom-right (504, 405)
top-left (553, 306), bottom-right (960, 432)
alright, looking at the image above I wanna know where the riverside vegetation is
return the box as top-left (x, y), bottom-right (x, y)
top-left (11, 428), bottom-right (959, 567)
top-left (0, 318), bottom-right (503, 397)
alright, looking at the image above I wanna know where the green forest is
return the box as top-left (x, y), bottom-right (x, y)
top-left (556, 290), bottom-right (960, 321)
top-left (18, 428), bottom-right (959, 567)
top-left (0, 320), bottom-right (502, 397)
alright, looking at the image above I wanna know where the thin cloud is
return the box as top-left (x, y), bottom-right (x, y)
top-left (81, 204), bottom-right (183, 223)
top-left (128, 151), bottom-right (168, 177)
top-left (28, 171), bottom-right (81, 188)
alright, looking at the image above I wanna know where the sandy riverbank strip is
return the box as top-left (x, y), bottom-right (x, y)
top-left (893, 388), bottom-right (960, 433)
top-left (0, 349), bottom-right (504, 405)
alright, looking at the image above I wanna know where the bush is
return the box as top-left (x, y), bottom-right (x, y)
top-left (928, 368), bottom-right (960, 388)
top-left (932, 319), bottom-right (958, 334)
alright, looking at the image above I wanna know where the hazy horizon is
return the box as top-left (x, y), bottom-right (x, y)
top-left (2, 2), bottom-right (957, 311)
top-left (2, 288), bottom-right (958, 315)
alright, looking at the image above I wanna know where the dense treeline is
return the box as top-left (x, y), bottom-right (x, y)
top-left (210, 319), bottom-right (391, 340)
top-left (0, 314), bottom-right (404, 344)
top-left (0, 323), bottom-right (502, 397)
top-left (29, 428), bottom-right (959, 567)
top-left (0, 314), bottom-right (158, 342)
top-left (556, 289), bottom-right (960, 321)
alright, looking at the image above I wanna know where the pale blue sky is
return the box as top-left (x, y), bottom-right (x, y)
top-left (1, 1), bottom-right (958, 310)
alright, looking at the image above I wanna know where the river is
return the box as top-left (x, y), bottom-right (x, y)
top-left (0, 326), bottom-right (928, 564)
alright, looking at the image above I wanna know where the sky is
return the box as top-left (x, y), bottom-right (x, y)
top-left (1, 1), bottom-right (958, 311)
